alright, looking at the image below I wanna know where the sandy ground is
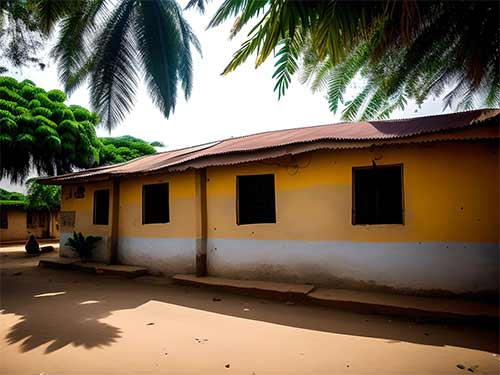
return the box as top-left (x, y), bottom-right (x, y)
top-left (0, 243), bottom-right (498, 375)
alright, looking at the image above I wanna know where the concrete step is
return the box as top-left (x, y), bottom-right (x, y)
top-left (308, 288), bottom-right (499, 325)
top-left (173, 274), bottom-right (498, 325)
top-left (172, 274), bottom-right (315, 299)
top-left (39, 258), bottom-right (79, 270)
top-left (39, 258), bottom-right (148, 278)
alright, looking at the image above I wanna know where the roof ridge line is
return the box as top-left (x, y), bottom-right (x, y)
top-left (205, 108), bottom-right (500, 144)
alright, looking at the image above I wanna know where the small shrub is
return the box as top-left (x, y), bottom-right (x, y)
top-left (65, 232), bottom-right (102, 262)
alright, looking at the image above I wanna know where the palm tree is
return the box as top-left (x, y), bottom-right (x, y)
top-left (29, 0), bottom-right (200, 131)
top-left (300, 1), bottom-right (500, 120)
top-left (190, 0), bottom-right (499, 120)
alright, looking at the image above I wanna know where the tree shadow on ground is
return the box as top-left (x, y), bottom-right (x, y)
top-left (1, 252), bottom-right (498, 355)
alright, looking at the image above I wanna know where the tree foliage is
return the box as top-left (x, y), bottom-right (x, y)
top-left (99, 135), bottom-right (157, 165)
top-left (0, 76), bottom-right (101, 182)
top-left (149, 140), bottom-right (165, 147)
top-left (0, 0), bottom-right (45, 71)
top-left (193, 0), bottom-right (499, 120)
top-left (26, 178), bottom-right (61, 211)
top-left (0, 182), bottom-right (60, 211)
top-left (1, 0), bottom-right (200, 131)
top-left (0, 74), bottom-right (162, 182)
top-left (0, 187), bottom-right (27, 206)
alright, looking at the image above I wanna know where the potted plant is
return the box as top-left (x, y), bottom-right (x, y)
top-left (65, 232), bottom-right (102, 262)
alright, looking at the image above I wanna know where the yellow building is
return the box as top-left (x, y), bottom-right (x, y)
top-left (0, 204), bottom-right (60, 242)
top-left (40, 109), bottom-right (500, 296)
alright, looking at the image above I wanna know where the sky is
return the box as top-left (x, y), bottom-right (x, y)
top-left (2, 1), bottom-right (448, 192)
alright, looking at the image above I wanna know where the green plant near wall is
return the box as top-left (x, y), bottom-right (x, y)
top-left (65, 232), bottom-right (102, 262)
top-left (0, 76), bottom-right (102, 182)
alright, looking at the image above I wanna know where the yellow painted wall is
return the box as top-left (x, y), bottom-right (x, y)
top-left (206, 141), bottom-right (499, 243)
top-left (60, 140), bottom-right (499, 247)
top-left (57, 140), bottom-right (498, 290)
top-left (118, 170), bottom-right (200, 238)
top-left (0, 208), bottom-right (27, 242)
top-left (61, 171), bottom-right (200, 239)
top-left (61, 181), bottom-right (113, 238)
top-left (0, 208), bottom-right (59, 242)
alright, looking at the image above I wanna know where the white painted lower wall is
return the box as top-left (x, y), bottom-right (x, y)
top-left (207, 239), bottom-right (499, 294)
top-left (117, 237), bottom-right (196, 275)
top-left (60, 232), bottom-right (111, 263)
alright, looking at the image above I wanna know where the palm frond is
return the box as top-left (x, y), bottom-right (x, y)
top-left (211, 1), bottom-right (499, 119)
top-left (51, 0), bottom-right (108, 94)
top-left (89, 0), bottom-right (138, 131)
top-left (485, 67), bottom-right (500, 108)
top-left (34, 0), bottom-right (81, 35)
top-left (184, 0), bottom-right (209, 13)
top-left (134, 0), bottom-right (199, 119)
top-left (326, 42), bottom-right (370, 114)
top-left (299, 48), bottom-right (333, 93)
top-left (272, 33), bottom-right (302, 99)
top-left (208, 0), bottom-right (260, 29)
top-left (341, 82), bottom-right (374, 122)
top-left (221, 25), bottom-right (266, 74)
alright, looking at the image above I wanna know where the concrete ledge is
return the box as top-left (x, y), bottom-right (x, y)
top-left (173, 274), bottom-right (315, 299)
top-left (39, 258), bottom-right (79, 270)
top-left (308, 288), bottom-right (499, 325)
top-left (173, 274), bottom-right (498, 326)
top-left (39, 258), bottom-right (148, 278)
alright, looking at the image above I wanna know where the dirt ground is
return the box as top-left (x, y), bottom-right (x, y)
top-left (0, 243), bottom-right (498, 375)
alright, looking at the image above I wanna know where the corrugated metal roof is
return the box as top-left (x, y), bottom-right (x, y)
top-left (39, 109), bottom-right (500, 184)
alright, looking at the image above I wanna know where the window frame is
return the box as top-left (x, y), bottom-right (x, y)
top-left (27, 211), bottom-right (35, 228)
top-left (142, 182), bottom-right (170, 225)
top-left (352, 163), bottom-right (405, 226)
top-left (0, 207), bottom-right (7, 229)
top-left (236, 173), bottom-right (277, 225)
top-left (93, 189), bottom-right (110, 226)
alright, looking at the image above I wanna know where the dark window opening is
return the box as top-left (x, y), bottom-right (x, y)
top-left (38, 212), bottom-right (48, 227)
top-left (93, 189), bottom-right (110, 225)
top-left (353, 165), bottom-right (403, 225)
top-left (143, 183), bottom-right (169, 224)
top-left (27, 211), bottom-right (37, 228)
top-left (0, 208), bottom-right (7, 229)
top-left (237, 174), bottom-right (276, 225)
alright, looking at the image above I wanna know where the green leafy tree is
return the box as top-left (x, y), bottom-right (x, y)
top-left (150, 141), bottom-right (165, 147)
top-left (0, 76), bottom-right (101, 182)
top-left (0, 0), bottom-right (201, 131)
top-left (190, 0), bottom-right (499, 119)
top-left (0, 187), bottom-right (27, 206)
top-left (98, 135), bottom-right (157, 165)
top-left (25, 179), bottom-right (61, 211)
top-left (25, 179), bottom-right (61, 235)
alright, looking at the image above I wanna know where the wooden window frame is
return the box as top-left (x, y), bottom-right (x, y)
top-left (93, 189), bottom-right (110, 225)
top-left (142, 182), bottom-right (170, 225)
top-left (0, 208), bottom-right (7, 229)
top-left (352, 163), bottom-right (405, 225)
top-left (236, 174), bottom-right (277, 225)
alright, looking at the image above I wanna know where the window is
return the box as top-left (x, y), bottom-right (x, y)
top-left (93, 189), bottom-right (110, 225)
top-left (27, 211), bottom-right (36, 228)
top-left (237, 174), bottom-right (276, 225)
top-left (0, 207), bottom-right (7, 229)
top-left (38, 211), bottom-right (48, 227)
top-left (143, 183), bottom-right (169, 224)
top-left (353, 165), bottom-right (404, 225)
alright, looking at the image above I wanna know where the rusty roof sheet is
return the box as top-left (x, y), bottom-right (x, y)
top-left (39, 109), bottom-right (500, 184)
